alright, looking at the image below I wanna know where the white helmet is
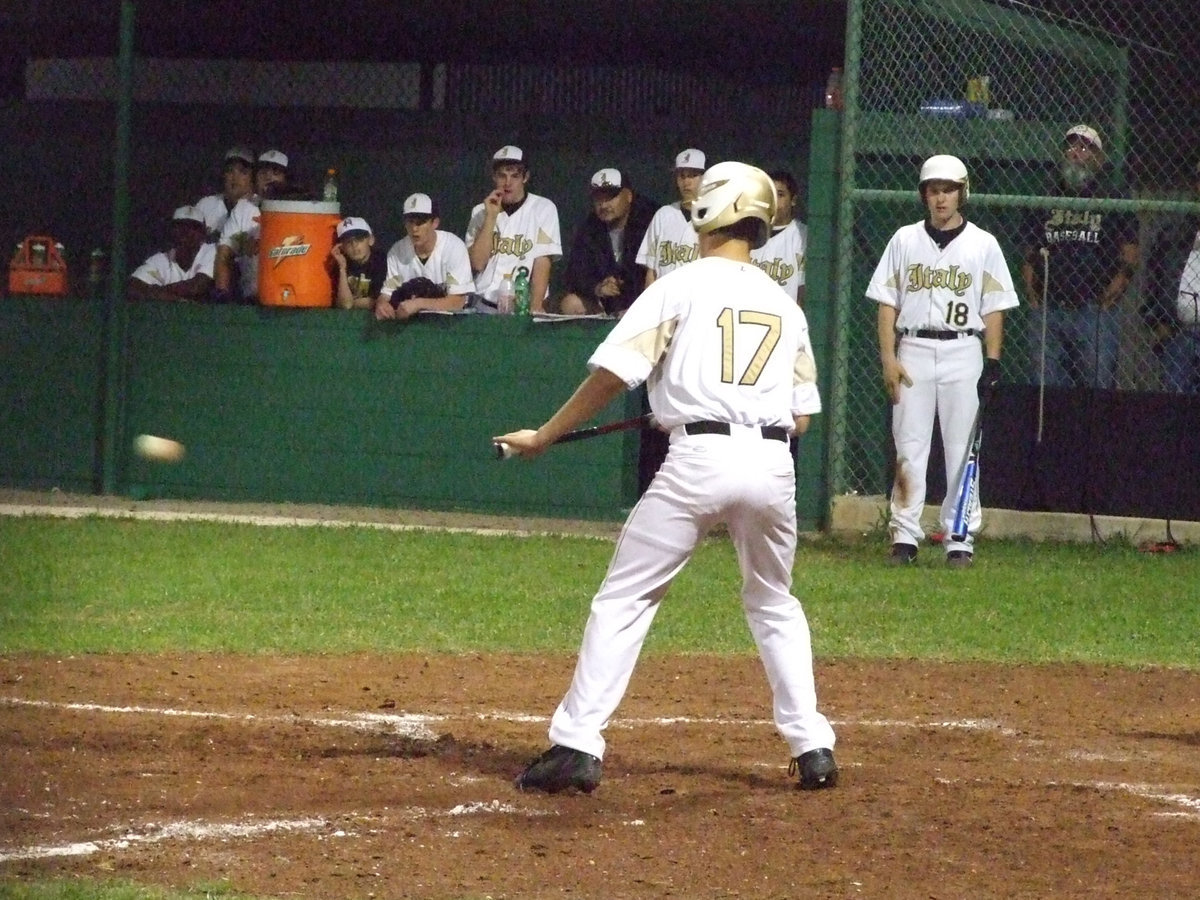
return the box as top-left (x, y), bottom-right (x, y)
top-left (918, 154), bottom-right (970, 201)
top-left (690, 161), bottom-right (777, 249)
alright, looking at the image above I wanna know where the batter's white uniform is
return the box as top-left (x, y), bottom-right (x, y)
top-left (380, 231), bottom-right (476, 302)
top-left (752, 220), bottom-right (808, 302)
top-left (464, 193), bottom-right (562, 304)
top-left (217, 196), bottom-right (263, 300)
top-left (193, 193), bottom-right (237, 244)
top-left (635, 203), bottom-right (700, 279)
top-left (131, 242), bottom-right (216, 286)
top-left (866, 220), bottom-right (1019, 552)
top-left (547, 255), bottom-right (836, 761)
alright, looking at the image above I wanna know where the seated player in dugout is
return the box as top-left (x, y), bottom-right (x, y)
top-left (376, 192), bottom-right (476, 321)
top-left (213, 148), bottom-right (290, 303)
top-left (751, 170), bottom-right (808, 305)
top-left (549, 168), bottom-right (658, 317)
top-left (636, 148), bottom-right (706, 288)
top-left (127, 205), bottom-right (215, 303)
top-left (330, 216), bottom-right (387, 310)
top-left (465, 145), bottom-right (562, 313)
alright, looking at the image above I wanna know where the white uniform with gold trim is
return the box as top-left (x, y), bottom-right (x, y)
top-left (545, 254), bottom-right (836, 763)
top-left (380, 231), bottom-right (476, 301)
top-left (866, 218), bottom-right (1018, 554)
top-left (131, 243), bottom-right (216, 285)
top-left (194, 193), bottom-right (236, 244)
top-left (217, 196), bottom-right (262, 300)
top-left (752, 220), bottom-right (807, 302)
top-left (464, 193), bottom-right (562, 303)
top-left (635, 202), bottom-right (700, 279)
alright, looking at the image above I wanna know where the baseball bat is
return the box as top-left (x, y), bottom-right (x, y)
top-left (1037, 247), bottom-right (1049, 443)
top-left (949, 402), bottom-right (986, 542)
top-left (493, 413), bottom-right (653, 460)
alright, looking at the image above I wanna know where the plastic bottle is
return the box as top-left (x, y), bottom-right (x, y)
top-left (513, 266), bottom-right (531, 316)
top-left (322, 168), bottom-right (339, 202)
top-left (497, 272), bottom-right (516, 315)
top-left (824, 67), bottom-right (844, 111)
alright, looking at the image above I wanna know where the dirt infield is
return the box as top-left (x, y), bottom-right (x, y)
top-left (2, 653), bottom-right (1199, 899)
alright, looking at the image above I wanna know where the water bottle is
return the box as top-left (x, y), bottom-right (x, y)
top-left (824, 67), bottom-right (844, 111)
top-left (88, 248), bottom-right (106, 298)
top-left (322, 168), bottom-right (339, 202)
top-left (497, 272), bottom-right (515, 315)
top-left (513, 266), bottom-right (531, 316)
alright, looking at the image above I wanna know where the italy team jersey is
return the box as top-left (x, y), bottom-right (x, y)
top-left (131, 242), bottom-right (216, 285)
top-left (866, 220), bottom-right (1018, 332)
top-left (751, 220), bottom-right (807, 302)
top-left (636, 203), bottom-right (700, 278)
top-left (465, 193), bottom-right (562, 302)
top-left (381, 231), bottom-right (476, 299)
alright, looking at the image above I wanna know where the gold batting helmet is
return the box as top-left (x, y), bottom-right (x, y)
top-left (690, 161), bottom-right (777, 249)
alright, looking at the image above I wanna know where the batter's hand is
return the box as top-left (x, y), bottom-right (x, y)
top-left (881, 359), bottom-right (913, 404)
top-left (492, 428), bottom-right (548, 459)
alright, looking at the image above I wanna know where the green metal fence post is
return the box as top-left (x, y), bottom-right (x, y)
top-left (100, 0), bottom-right (135, 495)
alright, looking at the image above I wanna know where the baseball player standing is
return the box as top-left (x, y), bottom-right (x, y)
top-left (495, 161), bottom-right (838, 795)
top-left (465, 145), bottom-right (562, 313)
top-left (635, 148), bottom-right (705, 288)
top-left (867, 155), bottom-right (1019, 567)
top-left (752, 169), bottom-right (808, 304)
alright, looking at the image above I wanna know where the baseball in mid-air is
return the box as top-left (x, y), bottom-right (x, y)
top-left (133, 433), bottom-right (186, 463)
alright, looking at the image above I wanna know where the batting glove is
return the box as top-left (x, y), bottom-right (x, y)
top-left (977, 357), bottom-right (1001, 401)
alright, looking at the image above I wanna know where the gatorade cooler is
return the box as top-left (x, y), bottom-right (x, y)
top-left (8, 235), bottom-right (69, 296)
top-left (257, 199), bottom-right (340, 307)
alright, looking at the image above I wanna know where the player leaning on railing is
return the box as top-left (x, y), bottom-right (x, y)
top-left (868, 155), bottom-right (1020, 569)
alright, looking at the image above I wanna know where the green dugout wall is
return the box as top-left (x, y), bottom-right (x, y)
top-left (0, 297), bottom-right (833, 529)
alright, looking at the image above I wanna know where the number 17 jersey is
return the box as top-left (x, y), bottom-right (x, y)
top-left (588, 256), bottom-right (821, 431)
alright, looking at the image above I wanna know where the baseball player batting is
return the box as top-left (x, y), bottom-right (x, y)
top-left (867, 155), bottom-right (1019, 567)
top-left (495, 161), bottom-right (838, 795)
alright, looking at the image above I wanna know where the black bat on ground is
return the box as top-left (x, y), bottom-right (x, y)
top-left (493, 414), bottom-right (653, 460)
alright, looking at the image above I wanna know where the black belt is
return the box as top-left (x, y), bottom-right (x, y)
top-left (684, 421), bottom-right (788, 442)
top-left (901, 328), bottom-right (979, 340)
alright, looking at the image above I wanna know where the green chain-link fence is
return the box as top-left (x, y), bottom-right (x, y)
top-left (829, 0), bottom-right (1200, 500)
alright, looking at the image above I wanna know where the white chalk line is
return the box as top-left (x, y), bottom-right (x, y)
top-left (1, 697), bottom-right (440, 740)
top-left (2, 696), bottom-right (1015, 735)
top-left (0, 817), bottom-right (328, 864)
top-left (3, 696), bottom-right (1197, 864)
top-left (0, 800), bottom-right (559, 864)
top-left (0, 503), bottom-right (612, 540)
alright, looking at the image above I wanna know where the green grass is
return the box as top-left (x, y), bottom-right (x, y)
top-left (1, 515), bottom-right (1197, 667)
top-left (2, 514), bottom-right (1198, 900)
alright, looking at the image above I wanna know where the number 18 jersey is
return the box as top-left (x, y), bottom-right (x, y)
top-left (866, 220), bottom-right (1018, 331)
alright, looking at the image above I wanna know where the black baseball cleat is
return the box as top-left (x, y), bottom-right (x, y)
top-left (946, 550), bottom-right (974, 568)
top-left (790, 748), bottom-right (838, 790)
top-left (514, 745), bottom-right (602, 794)
top-left (887, 543), bottom-right (918, 565)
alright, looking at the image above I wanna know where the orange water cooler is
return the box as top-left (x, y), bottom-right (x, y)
top-left (257, 199), bottom-right (341, 306)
